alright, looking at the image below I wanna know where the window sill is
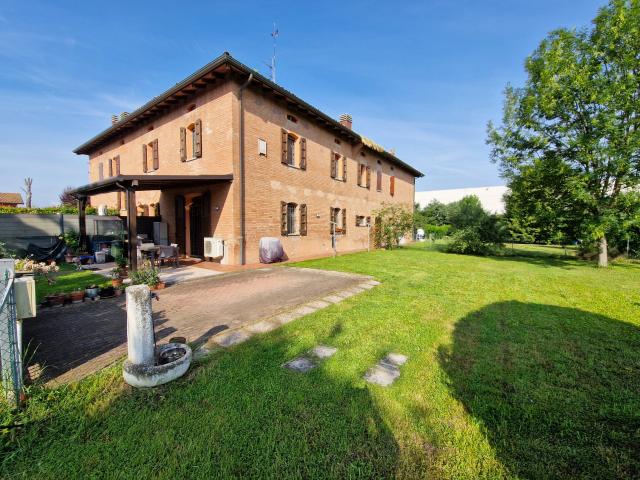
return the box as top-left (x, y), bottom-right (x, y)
top-left (284, 164), bottom-right (301, 170)
top-left (331, 177), bottom-right (347, 183)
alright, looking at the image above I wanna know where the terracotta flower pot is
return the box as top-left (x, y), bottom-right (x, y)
top-left (112, 278), bottom-right (123, 288)
top-left (70, 291), bottom-right (85, 303)
top-left (48, 294), bottom-right (65, 307)
top-left (152, 282), bottom-right (166, 290)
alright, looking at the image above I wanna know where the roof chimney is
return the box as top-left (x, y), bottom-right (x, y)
top-left (339, 113), bottom-right (352, 129)
top-left (120, 111), bottom-right (129, 121)
top-left (111, 114), bottom-right (118, 125)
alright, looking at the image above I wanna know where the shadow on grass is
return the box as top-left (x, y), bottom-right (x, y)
top-left (4, 327), bottom-right (399, 478)
top-left (439, 301), bottom-right (640, 479)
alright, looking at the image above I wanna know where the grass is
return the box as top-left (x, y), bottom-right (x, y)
top-left (35, 263), bottom-right (110, 302)
top-left (2, 244), bottom-right (639, 478)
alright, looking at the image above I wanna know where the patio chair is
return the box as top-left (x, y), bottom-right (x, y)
top-left (158, 245), bottom-right (180, 267)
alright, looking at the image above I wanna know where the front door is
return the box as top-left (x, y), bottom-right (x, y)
top-left (190, 196), bottom-right (204, 257)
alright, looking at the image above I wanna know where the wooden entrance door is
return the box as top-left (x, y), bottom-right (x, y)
top-left (188, 192), bottom-right (210, 258)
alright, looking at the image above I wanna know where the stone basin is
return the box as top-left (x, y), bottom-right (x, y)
top-left (123, 343), bottom-right (192, 388)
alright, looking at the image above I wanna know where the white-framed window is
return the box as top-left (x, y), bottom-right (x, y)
top-left (286, 134), bottom-right (296, 166)
top-left (258, 138), bottom-right (267, 156)
top-left (287, 203), bottom-right (297, 234)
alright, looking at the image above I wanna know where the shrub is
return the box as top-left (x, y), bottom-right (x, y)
top-left (130, 262), bottom-right (160, 287)
top-left (0, 206), bottom-right (119, 215)
top-left (62, 230), bottom-right (79, 254)
top-left (372, 203), bottom-right (414, 249)
top-left (446, 227), bottom-right (493, 255)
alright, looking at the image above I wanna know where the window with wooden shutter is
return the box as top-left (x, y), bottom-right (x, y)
top-left (115, 155), bottom-right (120, 175)
top-left (152, 139), bottom-right (159, 170)
top-left (180, 127), bottom-right (187, 162)
top-left (390, 175), bottom-right (395, 196)
top-left (300, 204), bottom-right (307, 235)
top-left (300, 138), bottom-right (307, 170)
top-left (116, 191), bottom-right (121, 211)
top-left (194, 119), bottom-right (202, 158)
top-left (280, 201), bottom-right (287, 236)
top-left (342, 156), bottom-right (347, 182)
top-left (98, 163), bottom-right (104, 180)
top-left (108, 158), bottom-right (113, 177)
top-left (342, 209), bottom-right (347, 235)
top-left (330, 152), bottom-right (337, 178)
top-left (330, 207), bottom-right (335, 234)
top-left (142, 144), bottom-right (148, 173)
top-left (376, 169), bottom-right (382, 191)
top-left (281, 129), bottom-right (288, 165)
top-left (366, 166), bottom-right (371, 189)
top-left (357, 164), bottom-right (362, 186)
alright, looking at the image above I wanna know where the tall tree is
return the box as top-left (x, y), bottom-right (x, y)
top-left (22, 177), bottom-right (33, 208)
top-left (59, 186), bottom-right (77, 207)
top-left (488, 0), bottom-right (640, 266)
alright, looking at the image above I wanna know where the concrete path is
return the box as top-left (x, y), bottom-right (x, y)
top-left (24, 267), bottom-right (374, 385)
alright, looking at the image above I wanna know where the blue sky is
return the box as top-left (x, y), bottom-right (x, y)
top-left (0, 0), bottom-right (604, 206)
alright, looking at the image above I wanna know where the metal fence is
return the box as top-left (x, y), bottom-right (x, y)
top-left (0, 268), bottom-right (21, 406)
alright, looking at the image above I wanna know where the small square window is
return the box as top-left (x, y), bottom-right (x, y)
top-left (258, 139), bottom-right (267, 156)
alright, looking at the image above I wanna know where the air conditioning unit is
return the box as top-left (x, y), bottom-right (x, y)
top-left (204, 237), bottom-right (224, 259)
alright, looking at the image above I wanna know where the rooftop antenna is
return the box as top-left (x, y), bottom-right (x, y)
top-left (266, 23), bottom-right (278, 83)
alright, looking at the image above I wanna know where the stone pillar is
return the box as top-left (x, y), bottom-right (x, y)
top-left (126, 285), bottom-right (154, 366)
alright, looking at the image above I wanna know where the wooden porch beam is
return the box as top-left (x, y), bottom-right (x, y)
top-left (126, 188), bottom-right (138, 272)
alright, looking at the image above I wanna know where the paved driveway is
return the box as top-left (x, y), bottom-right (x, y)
top-left (23, 267), bottom-right (370, 385)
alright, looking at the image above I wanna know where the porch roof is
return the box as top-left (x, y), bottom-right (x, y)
top-left (70, 174), bottom-right (233, 197)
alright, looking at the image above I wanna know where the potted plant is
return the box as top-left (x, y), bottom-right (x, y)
top-left (114, 254), bottom-right (128, 278)
top-left (70, 289), bottom-right (84, 303)
top-left (85, 284), bottom-right (100, 299)
top-left (130, 262), bottom-right (164, 290)
top-left (99, 285), bottom-right (115, 298)
top-left (114, 285), bottom-right (124, 297)
top-left (111, 267), bottom-right (123, 287)
top-left (62, 230), bottom-right (79, 263)
top-left (48, 292), bottom-right (65, 307)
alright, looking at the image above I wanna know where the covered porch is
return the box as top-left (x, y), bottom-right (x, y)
top-left (70, 175), bottom-right (233, 271)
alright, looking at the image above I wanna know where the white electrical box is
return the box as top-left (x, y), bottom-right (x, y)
top-left (14, 277), bottom-right (36, 319)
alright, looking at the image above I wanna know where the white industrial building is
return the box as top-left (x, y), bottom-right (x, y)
top-left (415, 186), bottom-right (509, 214)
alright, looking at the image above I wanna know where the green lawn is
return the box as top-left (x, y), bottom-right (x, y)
top-left (2, 244), bottom-right (639, 479)
top-left (35, 263), bottom-right (111, 303)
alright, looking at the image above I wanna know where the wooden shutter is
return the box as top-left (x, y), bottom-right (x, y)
top-left (300, 138), bottom-right (307, 170)
top-left (98, 163), bottom-right (104, 180)
top-left (108, 158), bottom-right (113, 177)
top-left (377, 169), bottom-right (382, 191)
top-left (281, 129), bottom-right (288, 165)
top-left (390, 176), bottom-right (395, 196)
top-left (175, 195), bottom-right (186, 249)
top-left (342, 209), bottom-right (347, 235)
top-left (300, 204), bottom-right (307, 236)
top-left (115, 155), bottom-right (120, 175)
top-left (116, 191), bottom-right (121, 211)
top-left (330, 207), bottom-right (334, 234)
top-left (330, 152), bottom-right (337, 178)
top-left (194, 119), bottom-right (202, 158)
top-left (342, 157), bottom-right (347, 182)
top-left (357, 164), bottom-right (362, 186)
top-left (152, 139), bottom-right (159, 170)
top-left (180, 127), bottom-right (187, 162)
top-left (280, 201), bottom-right (288, 236)
top-left (142, 145), bottom-right (148, 173)
top-left (366, 166), bottom-right (371, 189)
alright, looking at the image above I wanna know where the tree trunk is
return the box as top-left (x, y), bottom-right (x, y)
top-left (597, 235), bottom-right (608, 268)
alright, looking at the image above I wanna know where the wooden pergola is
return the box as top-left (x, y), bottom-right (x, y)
top-left (70, 175), bottom-right (233, 271)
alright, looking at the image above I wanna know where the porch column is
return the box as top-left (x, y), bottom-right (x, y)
top-left (77, 195), bottom-right (88, 252)
top-left (126, 188), bottom-right (138, 271)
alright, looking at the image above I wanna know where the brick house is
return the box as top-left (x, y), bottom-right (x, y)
top-left (72, 53), bottom-right (423, 266)
top-left (0, 193), bottom-right (24, 208)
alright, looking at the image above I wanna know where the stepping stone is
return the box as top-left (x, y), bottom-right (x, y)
top-left (283, 357), bottom-right (316, 373)
top-left (214, 330), bottom-right (252, 347)
top-left (364, 353), bottom-right (408, 387)
top-left (310, 345), bottom-right (337, 359)
top-left (383, 353), bottom-right (408, 367)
